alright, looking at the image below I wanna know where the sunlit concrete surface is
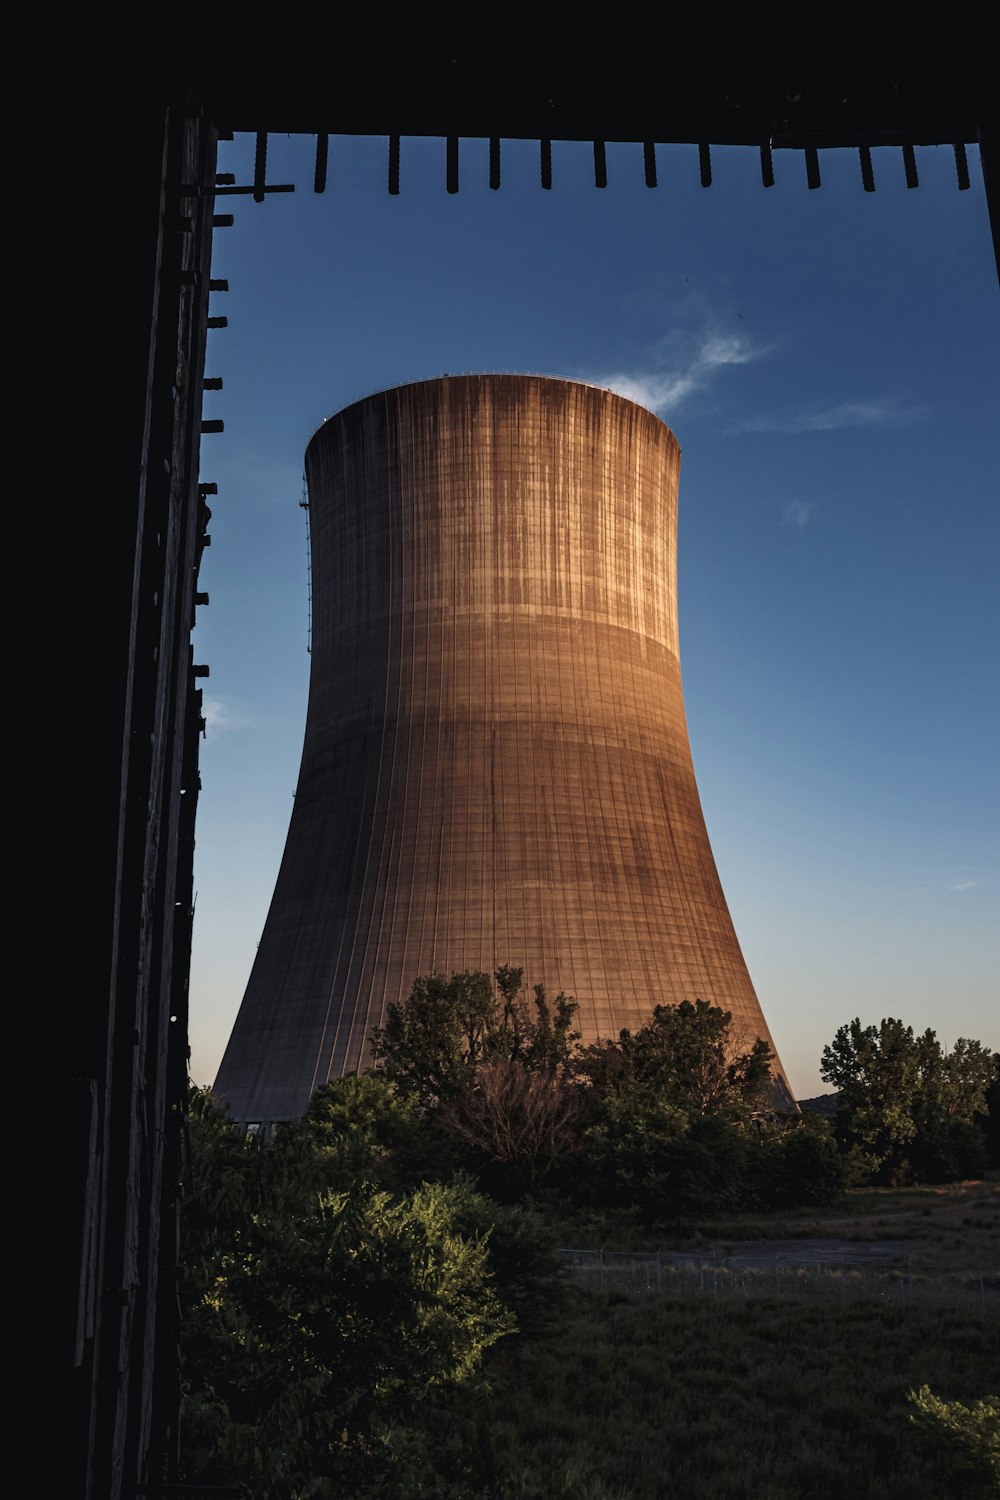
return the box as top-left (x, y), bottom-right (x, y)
top-left (215, 376), bottom-right (792, 1121)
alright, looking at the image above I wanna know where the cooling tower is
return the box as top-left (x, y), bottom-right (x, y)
top-left (215, 375), bottom-right (792, 1122)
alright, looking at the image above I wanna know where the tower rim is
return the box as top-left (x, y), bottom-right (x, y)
top-left (305, 372), bottom-right (681, 456)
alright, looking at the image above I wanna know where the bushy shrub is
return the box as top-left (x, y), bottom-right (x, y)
top-left (908, 1385), bottom-right (1000, 1493)
top-left (441, 1172), bottom-right (567, 1330)
top-left (823, 1019), bottom-right (996, 1184)
top-left (181, 1092), bottom-right (515, 1496)
top-left (289, 1070), bottom-right (441, 1190)
top-left (753, 1117), bottom-right (849, 1209)
top-left (906, 1119), bottom-right (990, 1185)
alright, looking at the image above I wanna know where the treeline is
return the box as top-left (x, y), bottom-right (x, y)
top-left (180, 973), bottom-right (999, 1496)
top-left (370, 969), bottom-right (850, 1219)
top-left (820, 1016), bottom-right (998, 1185)
top-left (344, 968), bottom-right (998, 1211)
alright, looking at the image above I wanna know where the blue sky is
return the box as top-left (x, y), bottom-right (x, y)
top-left (189, 132), bottom-right (998, 1099)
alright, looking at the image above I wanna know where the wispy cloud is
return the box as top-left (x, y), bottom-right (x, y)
top-left (889, 876), bottom-right (982, 900)
top-left (782, 499), bottom-right (816, 531)
top-left (736, 397), bottom-right (927, 435)
top-left (202, 696), bottom-right (257, 738)
top-left (592, 330), bottom-right (764, 417)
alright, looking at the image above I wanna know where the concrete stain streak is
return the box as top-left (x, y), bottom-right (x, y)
top-left (215, 376), bottom-right (791, 1122)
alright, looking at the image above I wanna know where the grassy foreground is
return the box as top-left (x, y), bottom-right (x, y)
top-left (552, 1176), bottom-right (1000, 1260)
top-left (675, 1177), bottom-right (1000, 1265)
top-left (450, 1182), bottom-right (999, 1498)
top-left (453, 1293), bottom-right (997, 1499)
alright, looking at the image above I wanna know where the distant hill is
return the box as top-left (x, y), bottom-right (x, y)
top-left (797, 1092), bottom-right (840, 1117)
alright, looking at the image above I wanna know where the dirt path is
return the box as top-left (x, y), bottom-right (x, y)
top-left (805, 1195), bottom-right (997, 1234)
top-left (716, 1237), bottom-right (912, 1267)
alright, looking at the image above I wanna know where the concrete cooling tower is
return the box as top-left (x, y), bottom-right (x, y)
top-left (215, 375), bottom-right (792, 1123)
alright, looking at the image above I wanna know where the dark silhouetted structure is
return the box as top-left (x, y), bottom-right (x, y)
top-left (65, 43), bottom-right (992, 1500)
top-left (216, 376), bottom-right (793, 1123)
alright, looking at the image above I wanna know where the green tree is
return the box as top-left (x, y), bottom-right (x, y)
top-left (288, 1070), bottom-right (437, 1191)
top-left (573, 1001), bottom-right (777, 1223)
top-left (754, 1112), bottom-right (848, 1209)
top-left (821, 1017), bottom-right (921, 1176)
top-left (181, 1089), bottom-right (515, 1497)
top-left (370, 969), bottom-right (584, 1195)
top-left (568, 1077), bottom-right (686, 1220)
top-left (910, 1035), bottom-right (995, 1179)
top-left (371, 966), bottom-right (580, 1107)
top-left (981, 1053), bottom-right (1000, 1167)
top-left (908, 1386), bottom-right (1000, 1494)
top-left (821, 1018), bottom-right (994, 1182)
top-left (579, 1000), bottom-right (774, 1121)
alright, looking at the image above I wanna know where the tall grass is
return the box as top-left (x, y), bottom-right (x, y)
top-left (452, 1294), bottom-right (998, 1498)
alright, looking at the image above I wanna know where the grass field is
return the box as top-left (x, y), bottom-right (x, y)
top-left (553, 1177), bottom-right (999, 1257)
top-left (436, 1178), bottom-right (1000, 1498)
top-left (461, 1293), bottom-right (997, 1498)
top-left (689, 1178), bottom-right (1000, 1265)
